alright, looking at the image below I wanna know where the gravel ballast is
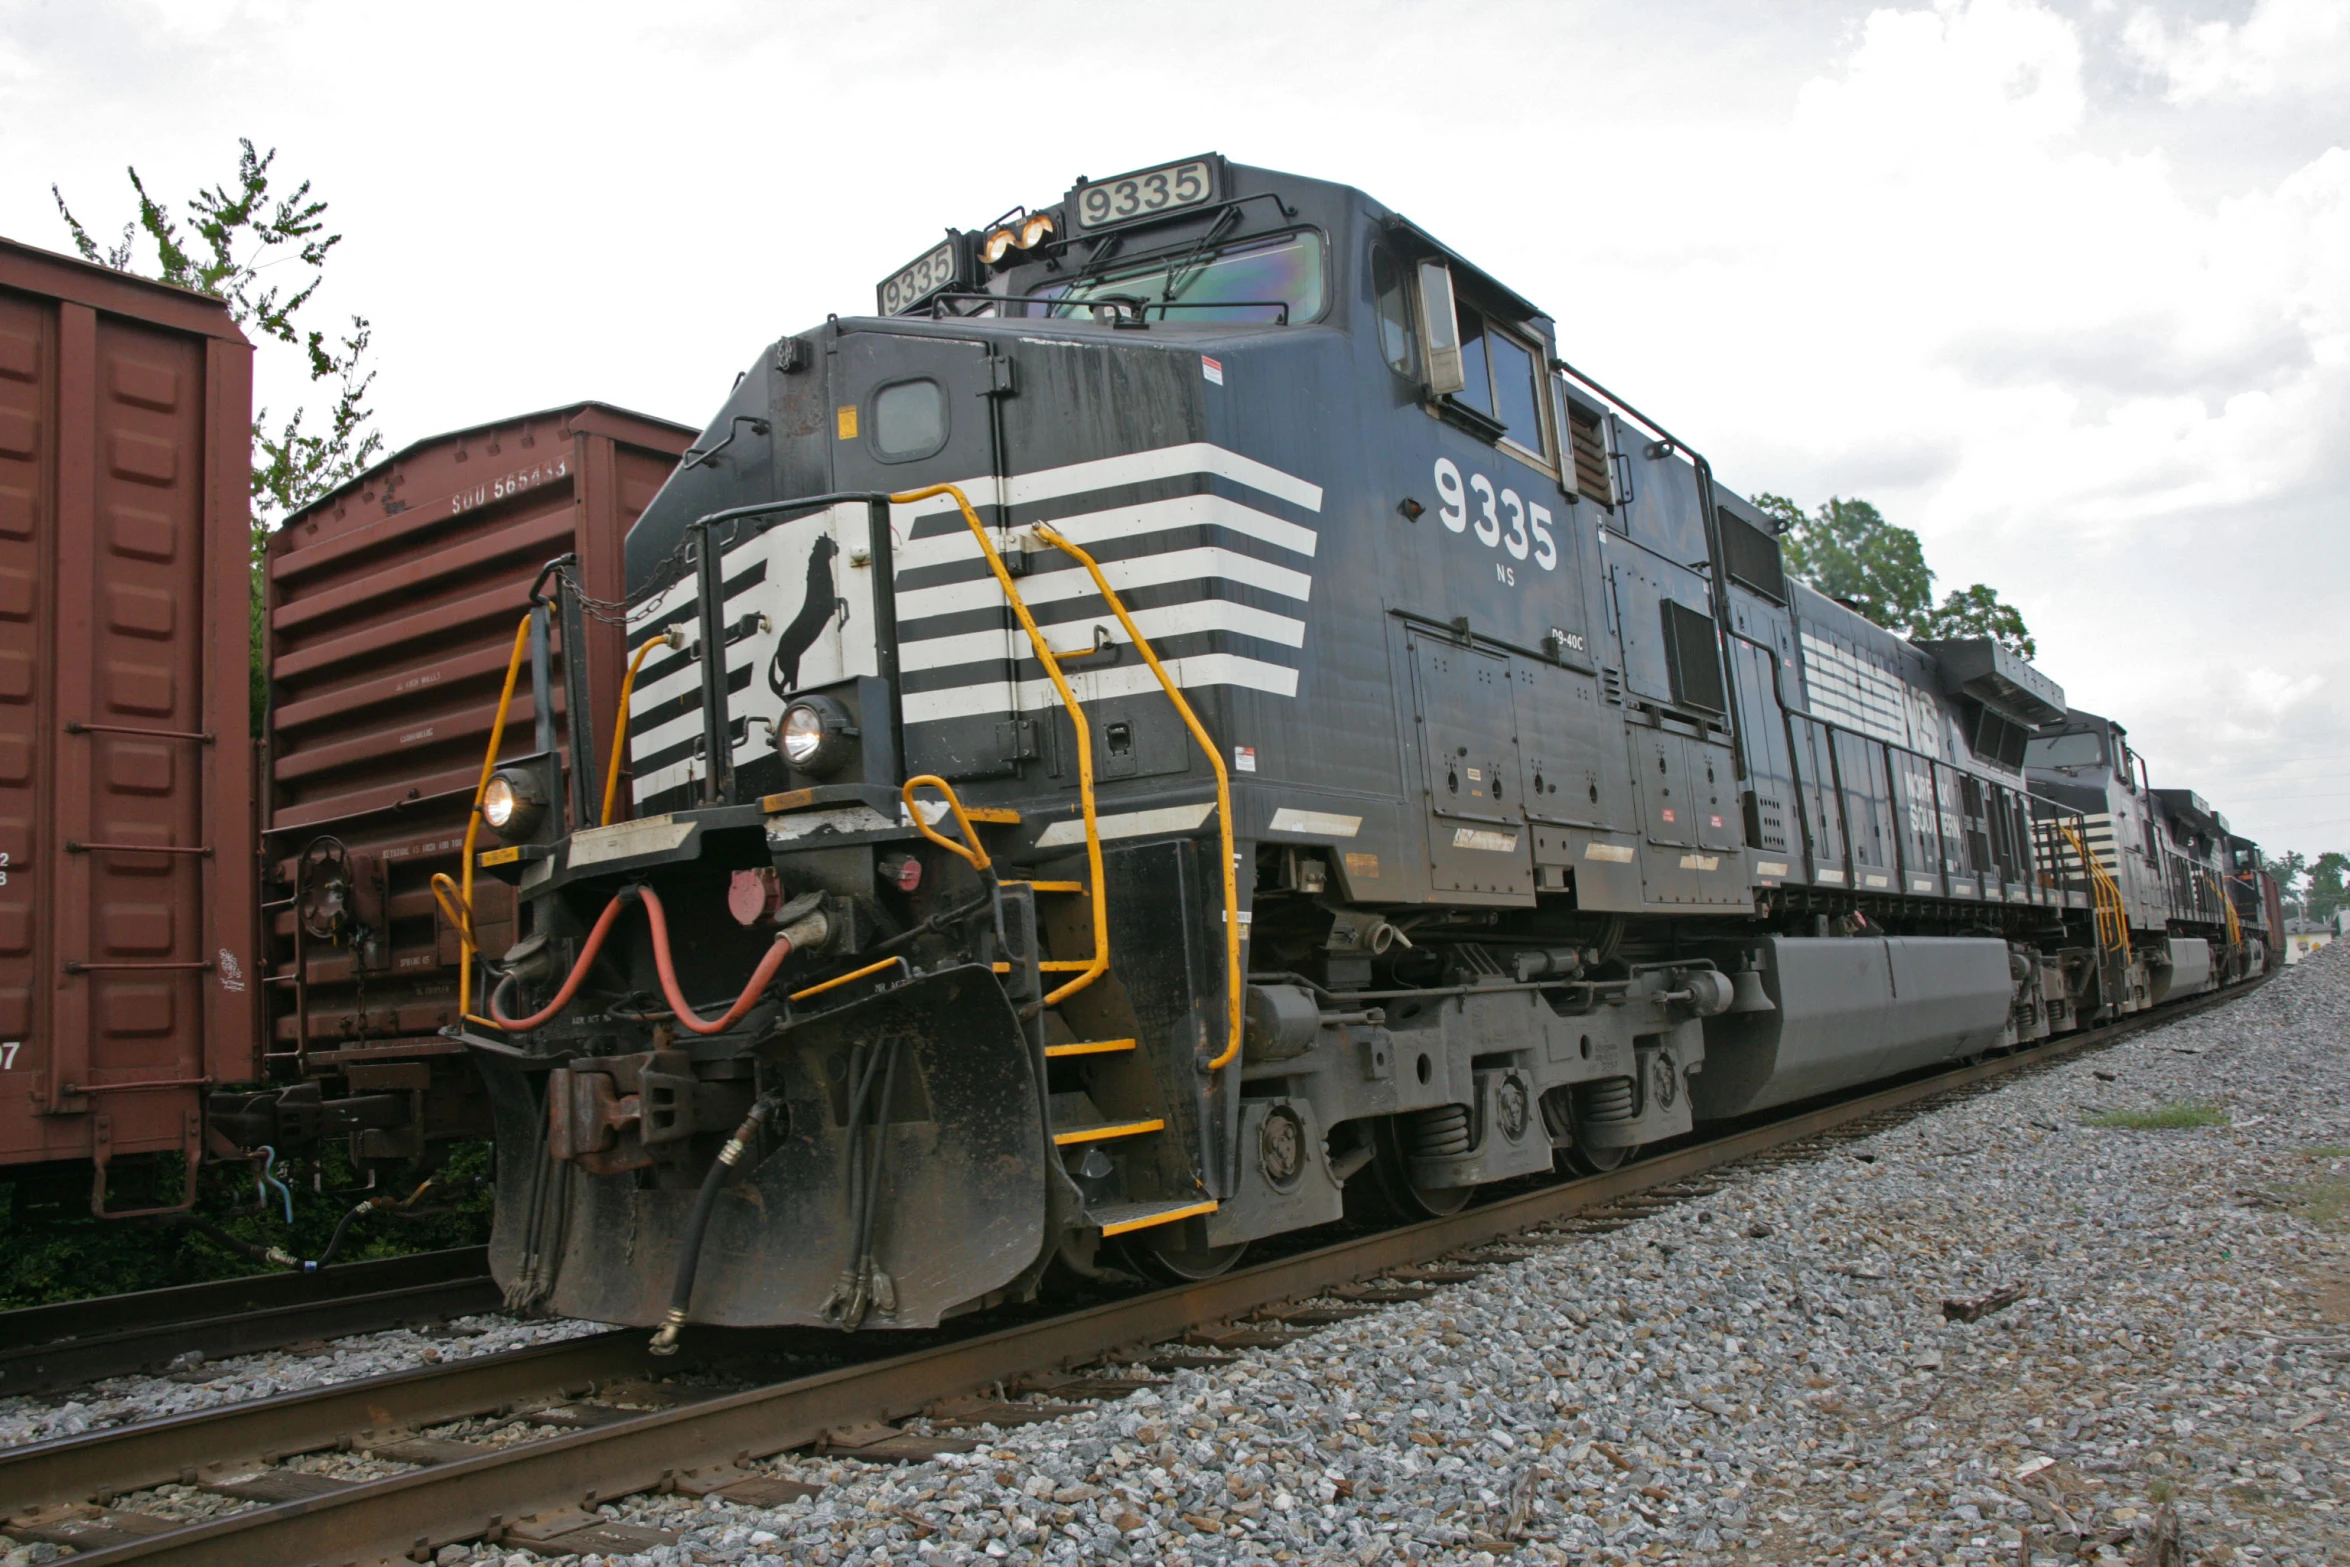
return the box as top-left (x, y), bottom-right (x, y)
top-left (9, 947), bottom-right (2345, 1566)
top-left (0, 1312), bottom-right (612, 1450)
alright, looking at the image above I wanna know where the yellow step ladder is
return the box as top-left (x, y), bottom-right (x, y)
top-left (890, 485), bottom-right (1245, 1239)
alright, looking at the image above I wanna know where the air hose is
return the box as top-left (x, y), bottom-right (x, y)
top-left (648, 1094), bottom-right (782, 1355)
top-left (486, 885), bottom-right (827, 1035)
top-left (190, 1179), bottom-right (438, 1273)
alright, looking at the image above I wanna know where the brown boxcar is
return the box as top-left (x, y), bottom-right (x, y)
top-left (259, 404), bottom-right (691, 1159)
top-left (0, 237), bottom-right (257, 1208)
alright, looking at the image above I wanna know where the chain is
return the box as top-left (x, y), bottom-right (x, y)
top-left (551, 562), bottom-right (640, 630)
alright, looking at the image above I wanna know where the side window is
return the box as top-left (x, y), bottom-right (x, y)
top-left (1371, 247), bottom-right (1416, 376)
top-left (1448, 302), bottom-right (1549, 461)
top-left (870, 378), bottom-right (946, 462)
top-left (1485, 331), bottom-right (1544, 457)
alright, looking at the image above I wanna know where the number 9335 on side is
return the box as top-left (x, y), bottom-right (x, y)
top-left (1432, 457), bottom-right (1558, 586)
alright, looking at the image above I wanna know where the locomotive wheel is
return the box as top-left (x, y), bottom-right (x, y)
top-left (1114, 1229), bottom-right (1247, 1283)
top-left (1561, 1140), bottom-right (1631, 1176)
top-left (1347, 1115), bottom-right (1473, 1221)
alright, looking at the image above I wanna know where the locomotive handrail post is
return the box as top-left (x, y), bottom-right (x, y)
top-left (1032, 523), bottom-right (1246, 1073)
top-left (888, 484), bottom-right (1112, 1009)
top-left (555, 565), bottom-right (599, 831)
top-left (452, 614), bottom-right (537, 1030)
top-left (690, 520), bottom-right (732, 805)
top-left (866, 496), bottom-right (907, 791)
top-left (527, 603), bottom-right (557, 770)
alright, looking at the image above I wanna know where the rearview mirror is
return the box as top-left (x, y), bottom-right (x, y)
top-left (1415, 261), bottom-right (1466, 396)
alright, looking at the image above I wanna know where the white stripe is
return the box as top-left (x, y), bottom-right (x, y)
top-left (896, 546), bottom-right (1311, 624)
top-left (568, 815), bottom-right (692, 867)
top-left (1036, 801), bottom-right (1217, 848)
top-left (898, 599), bottom-right (1306, 674)
top-left (894, 492), bottom-right (1317, 574)
top-left (1267, 807), bottom-right (1362, 838)
top-left (903, 652), bottom-right (1299, 726)
top-left (897, 443), bottom-right (1323, 523)
top-left (633, 758), bottom-right (698, 801)
top-left (632, 639), bottom-right (757, 720)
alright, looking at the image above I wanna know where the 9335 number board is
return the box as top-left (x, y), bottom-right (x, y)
top-left (1067, 156), bottom-right (1219, 232)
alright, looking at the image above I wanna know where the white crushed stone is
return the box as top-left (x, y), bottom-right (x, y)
top-left (562, 948), bottom-right (2349, 1566)
top-left (0, 1311), bottom-right (613, 1450)
top-left (9, 949), bottom-right (2344, 1567)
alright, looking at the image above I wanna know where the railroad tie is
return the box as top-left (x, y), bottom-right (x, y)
top-left (501, 1509), bottom-right (677, 1556)
top-left (814, 1421), bottom-right (982, 1463)
top-left (4, 1504), bottom-right (180, 1551)
top-left (670, 1465), bottom-right (824, 1506)
top-left (198, 1469), bottom-right (352, 1505)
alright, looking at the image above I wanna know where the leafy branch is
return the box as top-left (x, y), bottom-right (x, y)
top-left (53, 137), bottom-right (385, 526)
top-left (55, 140), bottom-right (387, 733)
top-left (1752, 492), bottom-right (2035, 659)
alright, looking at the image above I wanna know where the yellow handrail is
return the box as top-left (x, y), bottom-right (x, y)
top-left (1033, 524), bottom-right (1245, 1072)
top-left (888, 485), bottom-right (1110, 1008)
top-left (2059, 818), bottom-right (2132, 962)
top-left (453, 614), bottom-right (535, 1029)
top-left (601, 631), bottom-right (676, 827)
top-left (904, 773), bottom-right (994, 873)
top-left (790, 955), bottom-right (909, 1002)
top-left (2204, 871), bottom-right (2243, 948)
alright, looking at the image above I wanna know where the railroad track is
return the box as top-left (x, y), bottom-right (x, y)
top-left (0, 1248), bottom-right (500, 1398)
top-left (0, 980), bottom-right (2263, 1565)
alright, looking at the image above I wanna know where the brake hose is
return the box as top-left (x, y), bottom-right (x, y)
top-left (484, 886), bottom-right (827, 1035)
top-left (636, 886), bottom-right (816, 1036)
top-left (649, 1094), bottom-right (781, 1355)
top-left (486, 891), bottom-right (636, 1031)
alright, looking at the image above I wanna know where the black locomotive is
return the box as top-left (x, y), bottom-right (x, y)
top-left (456, 158), bottom-right (2273, 1337)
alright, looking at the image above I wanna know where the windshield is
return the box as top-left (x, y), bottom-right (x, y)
top-left (1032, 232), bottom-right (1325, 325)
top-left (2024, 730), bottom-right (2105, 768)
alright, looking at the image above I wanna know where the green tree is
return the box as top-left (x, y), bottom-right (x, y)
top-left (2266, 851), bottom-right (2308, 917)
top-left (53, 140), bottom-right (383, 733)
top-left (1752, 491), bottom-right (2034, 658)
top-left (1919, 582), bottom-right (2036, 660)
top-left (2305, 851), bottom-right (2348, 923)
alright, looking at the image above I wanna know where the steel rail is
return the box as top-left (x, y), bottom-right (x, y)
top-left (0, 1247), bottom-right (499, 1397)
top-left (28, 978), bottom-right (2262, 1566)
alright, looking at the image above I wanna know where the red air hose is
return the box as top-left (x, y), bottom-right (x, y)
top-left (487, 886), bottom-right (800, 1034)
top-left (637, 886), bottom-right (797, 1035)
top-left (488, 893), bottom-right (635, 1031)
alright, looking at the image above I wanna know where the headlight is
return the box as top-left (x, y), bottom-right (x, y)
top-left (481, 774), bottom-right (518, 829)
top-left (1017, 212), bottom-right (1056, 249)
top-left (481, 768), bottom-right (546, 843)
top-left (981, 227), bottom-right (1018, 266)
top-left (778, 696), bottom-right (856, 778)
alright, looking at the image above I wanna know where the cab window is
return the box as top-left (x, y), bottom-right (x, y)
top-left (870, 378), bottom-right (947, 462)
top-left (1040, 231), bottom-right (1325, 324)
top-left (1453, 303), bottom-right (1547, 461)
top-left (2023, 730), bottom-right (2104, 768)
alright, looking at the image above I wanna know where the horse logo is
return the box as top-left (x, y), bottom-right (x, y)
top-left (767, 532), bottom-right (851, 698)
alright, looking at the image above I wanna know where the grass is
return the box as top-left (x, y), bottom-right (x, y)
top-left (2294, 1179), bottom-right (2350, 1232)
top-left (2084, 1101), bottom-right (2230, 1130)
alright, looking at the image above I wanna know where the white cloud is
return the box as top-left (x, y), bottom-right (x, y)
top-left (2, 0), bottom-right (2346, 851)
top-left (2124, 0), bottom-right (2350, 103)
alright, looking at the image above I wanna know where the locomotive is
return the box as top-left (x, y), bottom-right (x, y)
top-left (453, 157), bottom-right (2273, 1338)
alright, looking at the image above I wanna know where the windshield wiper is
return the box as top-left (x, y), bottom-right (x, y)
top-left (1160, 206), bottom-right (1244, 302)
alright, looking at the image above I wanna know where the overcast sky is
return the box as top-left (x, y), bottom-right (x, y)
top-left (3, 0), bottom-right (2344, 857)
